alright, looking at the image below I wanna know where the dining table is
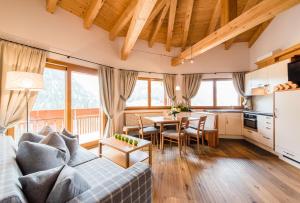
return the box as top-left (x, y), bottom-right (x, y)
top-left (144, 116), bottom-right (198, 149)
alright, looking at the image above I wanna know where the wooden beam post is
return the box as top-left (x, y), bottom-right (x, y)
top-left (121, 0), bottom-right (157, 60)
top-left (171, 0), bottom-right (300, 66)
top-left (181, 0), bottom-right (194, 49)
top-left (224, 0), bottom-right (237, 50)
top-left (46, 0), bottom-right (59, 13)
top-left (109, 0), bottom-right (138, 40)
top-left (207, 0), bottom-right (221, 35)
top-left (84, 0), bottom-right (105, 29)
top-left (166, 0), bottom-right (177, 52)
top-left (248, 19), bottom-right (273, 48)
top-left (149, 1), bottom-right (170, 47)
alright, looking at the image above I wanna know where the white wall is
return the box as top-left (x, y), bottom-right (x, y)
top-left (249, 4), bottom-right (300, 69)
top-left (0, 0), bottom-right (250, 74)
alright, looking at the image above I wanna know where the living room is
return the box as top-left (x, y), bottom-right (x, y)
top-left (1, 0), bottom-right (300, 202)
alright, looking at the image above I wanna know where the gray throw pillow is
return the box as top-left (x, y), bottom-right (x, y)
top-left (62, 128), bottom-right (79, 140)
top-left (40, 132), bottom-right (70, 162)
top-left (47, 165), bottom-right (90, 203)
top-left (18, 132), bottom-right (44, 146)
top-left (17, 141), bottom-right (66, 175)
top-left (19, 166), bottom-right (64, 203)
top-left (59, 133), bottom-right (79, 158)
top-left (38, 125), bottom-right (54, 136)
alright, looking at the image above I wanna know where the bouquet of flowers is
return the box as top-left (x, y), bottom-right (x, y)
top-left (169, 102), bottom-right (191, 117)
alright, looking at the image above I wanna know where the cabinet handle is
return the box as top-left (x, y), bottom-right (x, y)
top-left (262, 135), bottom-right (270, 140)
top-left (265, 127), bottom-right (271, 130)
top-left (266, 122), bottom-right (271, 125)
top-left (283, 151), bottom-right (295, 157)
top-left (247, 130), bottom-right (252, 133)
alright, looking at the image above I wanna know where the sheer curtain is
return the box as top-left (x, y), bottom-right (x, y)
top-left (182, 73), bottom-right (202, 105)
top-left (0, 41), bottom-right (46, 135)
top-left (163, 74), bottom-right (176, 104)
top-left (98, 65), bottom-right (115, 137)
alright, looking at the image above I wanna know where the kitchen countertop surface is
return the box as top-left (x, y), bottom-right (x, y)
top-left (204, 109), bottom-right (273, 117)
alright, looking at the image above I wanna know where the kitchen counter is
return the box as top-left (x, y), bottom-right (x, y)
top-left (203, 109), bottom-right (273, 117)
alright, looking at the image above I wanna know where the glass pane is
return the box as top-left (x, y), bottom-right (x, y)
top-left (191, 81), bottom-right (214, 106)
top-left (151, 80), bottom-right (165, 106)
top-left (71, 72), bottom-right (100, 144)
top-left (15, 68), bottom-right (66, 141)
top-left (126, 80), bottom-right (148, 107)
top-left (216, 80), bottom-right (239, 106)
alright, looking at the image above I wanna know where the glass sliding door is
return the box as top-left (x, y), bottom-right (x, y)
top-left (71, 71), bottom-right (100, 144)
top-left (14, 68), bottom-right (66, 141)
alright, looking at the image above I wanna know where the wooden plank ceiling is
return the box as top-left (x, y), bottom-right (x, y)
top-left (45, 0), bottom-right (299, 63)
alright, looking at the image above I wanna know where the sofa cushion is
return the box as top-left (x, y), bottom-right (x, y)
top-left (38, 125), bottom-right (54, 136)
top-left (67, 147), bottom-right (98, 167)
top-left (74, 158), bottom-right (125, 186)
top-left (40, 132), bottom-right (70, 162)
top-left (59, 133), bottom-right (79, 158)
top-left (16, 141), bottom-right (66, 175)
top-left (19, 166), bottom-right (63, 203)
top-left (47, 165), bottom-right (90, 203)
top-left (0, 136), bottom-right (27, 203)
top-left (18, 132), bottom-right (44, 146)
top-left (61, 128), bottom-right (78, 140)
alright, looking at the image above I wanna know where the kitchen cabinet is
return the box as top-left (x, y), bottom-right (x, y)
top-left (218, 113), bottom-right (243, 136)
top-left (244, 59), bottom-right (290, 95)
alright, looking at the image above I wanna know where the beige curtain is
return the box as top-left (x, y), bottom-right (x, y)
top-left (182, 73), bottom-right (202, 105)
top-left (98, 65), bottom-right (115, 138)
top-left (163, 74), bottom-right (176, 104)
top-left (232, 72), bottom-right (251, 108)
top-left (117, 70), bottom-right (138, 111)
top-left (0, 41), bottom-right (46, 135)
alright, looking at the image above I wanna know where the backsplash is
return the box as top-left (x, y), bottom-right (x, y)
top-left (252, 95), bottom-right (273, 113)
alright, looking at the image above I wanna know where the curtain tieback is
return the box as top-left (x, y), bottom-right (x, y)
top-left (120, 95), bottom-right (127, 101)
top-left (182, 96), bottom-right (189, 101)
top-left (0, 126), bottom-right (6, 135)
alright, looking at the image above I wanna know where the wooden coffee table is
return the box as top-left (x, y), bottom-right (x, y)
top-left (99, 135), bottom-right (152, 168)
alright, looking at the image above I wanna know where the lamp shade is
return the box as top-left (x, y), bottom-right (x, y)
top-left (5, 71), bottom-right (43, 91)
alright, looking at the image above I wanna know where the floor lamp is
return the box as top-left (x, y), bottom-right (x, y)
top-left (6, 71), bottom-right (44, 132)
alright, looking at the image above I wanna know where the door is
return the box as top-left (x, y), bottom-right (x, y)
top-left (269, 59), bottom-right (290, 92)
top-left (225, 113), bottom-right (243, 136)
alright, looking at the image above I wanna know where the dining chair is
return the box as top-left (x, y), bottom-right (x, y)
top-left (138, 115), bottom-right (159, 145)
top-left (185, 116), bottom-right (207, 154)
top-left (161, 117), bottom-right (189, 156)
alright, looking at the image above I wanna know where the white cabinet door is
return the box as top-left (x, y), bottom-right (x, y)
top-left (225, 113), bottom-right (243, 136)
top-left (257, 115), bottom-right (274, 148)
top-left (269, 59), bottom-right (290, 93)
top-left (245, 73), bottom-right (252, 96)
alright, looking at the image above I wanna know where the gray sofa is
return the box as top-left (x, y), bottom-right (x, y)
top-left (0, 136), bottom-right (152, 203)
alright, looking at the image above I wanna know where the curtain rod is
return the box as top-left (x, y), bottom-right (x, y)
top-left (0, 37), bottom-right (177, 75)
top-left (0, 37), bottom-right (247, 76)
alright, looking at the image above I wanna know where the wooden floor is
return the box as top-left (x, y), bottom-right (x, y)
top-left (93, 139), bottom-right (300, 203)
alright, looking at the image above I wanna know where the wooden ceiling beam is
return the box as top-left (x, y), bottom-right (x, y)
top-left (46, 0), bottom-right (59, 13)
top-left (181, 0), bottom-right (194, 49)
top-left (224, 0), bottom-right (259, 49)
top-left (84, 0), bottom-right (105, 29)
top-left (207, 0), bottom-right (221, 35)
top-left (248, 18), bottom-right (273, 48)
top-left (144, 0), bottom-right (167, 28)
top-left (224, 0), bottom-right (237, 50)
top-left (149, 2), bottom-right (170, 47)
top-left (166, 0), bottom-right (177, 52)
top-left (171, 0), bottom-right (300, 66)
top-left (109, 0), bottom-right (138, 40)
top-left (121, 0), bottom-right (157, 60)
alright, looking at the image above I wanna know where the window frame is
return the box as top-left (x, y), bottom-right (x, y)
top-left (191, 78), bottom-right (242, 109)
top-left (125, 77), bottom-right (170, 110)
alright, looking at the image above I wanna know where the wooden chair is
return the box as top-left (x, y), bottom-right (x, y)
top-left (161, 117), bottom-right (189, 156)
top-left (185, 116), bottom-right (207, 153)
top-left (138, 115), bottom-right (159, 145)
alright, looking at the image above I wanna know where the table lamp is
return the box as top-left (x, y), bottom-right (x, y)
top-left (5, 71), bottom-right (43, 132)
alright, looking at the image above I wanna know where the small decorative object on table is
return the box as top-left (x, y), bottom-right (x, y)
top-left (114, 133), bottom-right (139, 146)
top-left (169, 102), bottom-right (191, 119)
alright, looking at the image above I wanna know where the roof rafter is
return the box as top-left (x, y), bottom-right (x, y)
top-left (166, 0), bottom-right (177, 52)
top-left (171, 0), bottom-right (300, 66)
top-left (84, 0), bottom-right (105, 29)
top-left (248, 18), bottom-right (273, 48)
top-left (207, 0), bottom-right (221, 35)
top-left (144, 0), bottom-right (167, 28)
top-left (121, 0), bottom-right (157, 60)
top-left (181, 0), bottom-right (194, 49)
top-left (109, 0), bottom-right (138, 40)
top-left (224, 0), bottom-right (237, 49)
top-left (149, 1), bottom-right (170, 47)
top-left (46, 0), bottom-right (59, 13)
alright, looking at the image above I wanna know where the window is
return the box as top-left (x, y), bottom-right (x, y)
top-left (216, 80), bottom-right (239, 106)
top-left (191, 79), bottom-right (240, 107)
top-left (191, 81), bottom-right (214, 106)
top-left (126, 78), bottom-right (169, 108)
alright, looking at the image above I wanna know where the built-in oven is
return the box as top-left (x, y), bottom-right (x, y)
top-left (243, 112), bottom-right (257, 130)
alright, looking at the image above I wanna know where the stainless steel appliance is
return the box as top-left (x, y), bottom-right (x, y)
top-left (243, 112), bottom-right (257, 130)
